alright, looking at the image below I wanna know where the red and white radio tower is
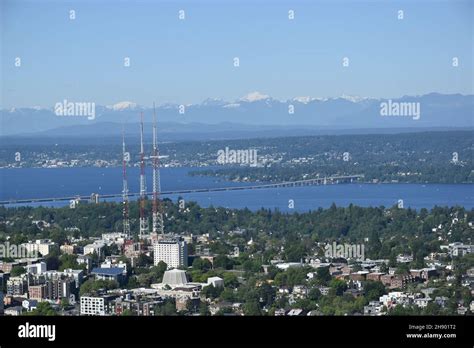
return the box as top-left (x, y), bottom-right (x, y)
top-left (151, 103), bottom-right (164, 235)
top-left (139, 112), bottom-right (148, 238)
top-left (122, 125), bottom-right (130, 238)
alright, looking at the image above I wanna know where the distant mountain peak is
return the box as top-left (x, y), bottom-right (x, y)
top-left (240, 91), bottom-right (270, 102)
top-left (106, 101), bottom-right (138, 111)
top-left (293, 96), bottom-right (313, 104)
top-left (337, 94), bottom-right (374, 103)
top-left (223, 103), bottom-right (241, 108)
top-left (292, 96), bottom-right (329, 104)
top-left (201, 98), bottom-right (226, 106)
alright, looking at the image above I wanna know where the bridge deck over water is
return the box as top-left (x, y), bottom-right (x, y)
top-left (0, 174), bottom-right (364, 205)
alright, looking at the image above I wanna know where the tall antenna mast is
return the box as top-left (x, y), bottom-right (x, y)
top-left (139, 112), bottom-right (148, 238)
top-left (151, 102), bottom-right (164, 234)
top-left (122, 125), bottom-right (130, 238)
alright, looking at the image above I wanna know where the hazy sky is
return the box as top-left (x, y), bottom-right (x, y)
top-left (1, 0), bottom-right (473, 108)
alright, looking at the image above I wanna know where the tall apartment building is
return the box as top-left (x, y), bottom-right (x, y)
top-left (6, 277), bottom-right (27, 296)
top-left (23, 270), bottom-right (82, 301)
top-left (153, 239), bottom-right (188, 269)
top-left (27, 277), bottom-right (74, 301)
top-left (45, 278), bottom-right (73, 300)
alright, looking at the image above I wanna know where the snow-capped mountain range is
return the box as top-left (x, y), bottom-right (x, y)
top-left (1, 92), bottom-right (472, 136)
top-left (106, 101), bottom-right (138, 111)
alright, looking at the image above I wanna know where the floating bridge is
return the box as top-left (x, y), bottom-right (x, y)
top-left (0, 174), bottom-right (364, 206)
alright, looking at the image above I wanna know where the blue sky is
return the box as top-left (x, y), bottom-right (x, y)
top-left (1, 0), bottom-right (473, 108)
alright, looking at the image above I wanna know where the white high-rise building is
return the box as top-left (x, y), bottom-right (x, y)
top-left (153, 239), bottom-right (188, 269)
top-left (80, 296), bottom-right (106, 316)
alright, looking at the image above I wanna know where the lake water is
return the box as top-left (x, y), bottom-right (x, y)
top-left (0, 167), bottom-right (472, 211)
